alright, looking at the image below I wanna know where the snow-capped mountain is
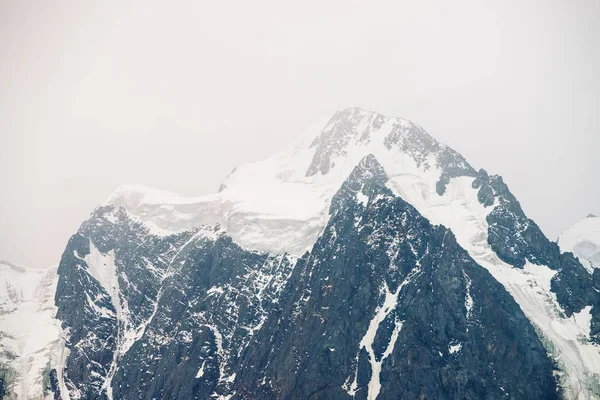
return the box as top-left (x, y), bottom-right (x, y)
top-left (559, 214), bottom-right (600, 272)
top-left (0, 260), bottom-right (62, 399)
top-left (3, 107), bottom-right (599, 399)
top-left (106, 108), bottom-right (476, 257)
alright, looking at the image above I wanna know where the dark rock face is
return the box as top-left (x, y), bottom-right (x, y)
top-left (49, 369), bottom-right (62, 400)
top-left (233, 155), bottom-right (557, 399)
top-left (55, 206), bottom-right (195, 398)
top-left (112, 233), bottom-right (295, 400)
top-left (472, 169), bottom-right (600, 338)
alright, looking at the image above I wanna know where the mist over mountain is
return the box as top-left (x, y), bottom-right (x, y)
top-left (1, 1), bottom-right (599, 271)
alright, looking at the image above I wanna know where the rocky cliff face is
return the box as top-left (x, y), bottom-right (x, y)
top-left (473, 170), bottom-right (600, 341)
top-left (54, 206), bottom-right (197, 399)
top-left (12, 108), bottom-right (599, 399)
top-left (111, 232), bottom-right (295, 399)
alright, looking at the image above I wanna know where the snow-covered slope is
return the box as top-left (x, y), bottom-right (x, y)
top-left (102, 107), bottom-right (600, 398)
top-left (0, 260), bottom-right (62, 399)
top-left (106, 107), bottom-right (473, 257)
top-left (559, 214), bottom-right (600, 272)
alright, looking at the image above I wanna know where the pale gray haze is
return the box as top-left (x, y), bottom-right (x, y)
top-left (1, 0), bottom-right (598, 268)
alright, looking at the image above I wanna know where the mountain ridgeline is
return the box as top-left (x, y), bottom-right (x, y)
top-left (3, 108), bottom-right (597, 399)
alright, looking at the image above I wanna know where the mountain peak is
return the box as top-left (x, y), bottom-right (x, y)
top-left (95, 108), bottom-right (480, 257)
top-left (587, 213), bottom-right (598, 219)
top-left (305, 108), bottom-right (475, 196)
top-left (306, 108), bottom-right (430, 177)
top-left (338, 153), bottom-right (388, 193)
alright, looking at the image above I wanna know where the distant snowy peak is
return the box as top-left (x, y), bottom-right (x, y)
top-left (306, 107), bottom-right (391, 176)
top-left (306, 107), bottom-right (475, 188)
top-left (559, 214), bottom-right (600, 271)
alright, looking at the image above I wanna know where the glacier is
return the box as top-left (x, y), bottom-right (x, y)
top-left (0, 261), bottom-right (62, 399)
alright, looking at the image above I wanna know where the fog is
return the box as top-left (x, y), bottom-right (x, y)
top-left (1, 0), bottom-right (598, 268)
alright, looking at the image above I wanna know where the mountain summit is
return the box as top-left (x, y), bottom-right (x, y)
top-left (2, 108), bottom-right (599, 399)
top-left (104, 107), bottom-right (477, 257)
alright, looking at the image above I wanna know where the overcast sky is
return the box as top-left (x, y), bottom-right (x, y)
top-left (1, 0), bottom-right (598, 268)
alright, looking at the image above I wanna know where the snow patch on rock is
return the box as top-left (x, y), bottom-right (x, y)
top-left (343, 267), bottom-right (421, 400)
top-left (449, 343), bottom-right (462, 354)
